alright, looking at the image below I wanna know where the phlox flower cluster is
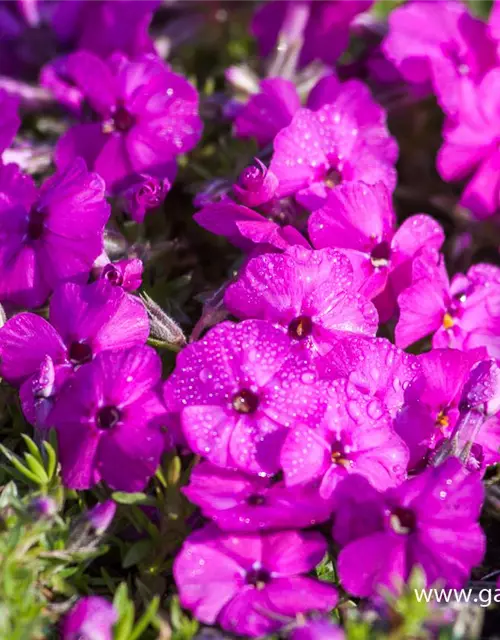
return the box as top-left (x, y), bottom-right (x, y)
top-left (0, 1), bottom-right (500, 638)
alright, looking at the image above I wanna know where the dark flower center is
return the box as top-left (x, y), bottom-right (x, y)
top-left (331, 440), bottom-right (351, 467)
top-left (246, 567), bottom-right (271, 589)
top-left (27, 206), bottom-right (46, 241)
top-left (68, 341), bottom-right (93, 366)
top-left (113, 105), bottom-right (136, 132)
top-left (246, 494), bottom-right (266, 506)
top-left (371, 241), bottom-right (391, 267)
top-left (102, 264), bottom-right (123, 287)
top-left (232, 389), bottom-right (259, 414)
top-left (324, 168), bottom-right (342, 188)
top-left (390, 506), bottom-right (416, 534)
top-left (96, 406), bottom-right (121, 430)
top-left (288, 315), bottom-right (313, 340)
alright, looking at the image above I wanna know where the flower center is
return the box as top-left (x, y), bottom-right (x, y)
top-left (232, 389), bottom-right (259, 414)
top-left (324, 168), bottom-right (342, 189)
top-left (246, 494), bottom-right (266, 506)
top-left (442, 313), bottom-right (454, 330)
top-left (113, 105), bottom-right (136, 132)
top-left (436, 410), bottom-right (449, 430)
top-left (246, 567), bottom-right (271, 589)
top-left (96, 406), bottom-right (121, 430)
top-left (68, 341), bottom-right (93, 366)
top-left (390, 506), bottom-right (416, 534)
top-left (331, 440), bottom-right (351, 467)
top-left (371, 241), bottom-right (391, 268)
top-left (288, 315), bottom-right (313, 340)
top-left (27, 206), bottom-right (46, 241)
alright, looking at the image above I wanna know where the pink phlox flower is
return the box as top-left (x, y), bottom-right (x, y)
top-left (269, 83), bottom-right (398, 211)
top-left (225, 245), bottom-right (378, 360)
top-left (54, 51), bottom-right (202, 193)
top-left (183, 461), bottom-right (333, 531)
top-left (309, 181), bottom-right (444, 321)
top-left (333, 458), bottom-right (485, 597)
top-left (280, 378), bottom-right (408, 497)
top-left (174, 523), bottom-right (337, 637)
top-left (163, 319), bottom-right (328, 476)
top-left (0, 158), bottom-right (110, 309)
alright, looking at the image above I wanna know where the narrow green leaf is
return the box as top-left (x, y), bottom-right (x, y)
top-left (111, 492), bottom-right (152, 506)
top-left (122, 539), bottom-right (151, 569)
top-left (20, 435), bottom-right (44, 465)
top-left (43, 441), bottom-right (58, 480)
top-left (113, 583), bottom-right (130, 618)
top-left (24, 454), bottom-right (49, 484)
top-left (114, 602), bottom-right (135, 640)
top-left (128, 596), bottom-right (160, 640)
top-left (0, 446), bottom-right (41, 484)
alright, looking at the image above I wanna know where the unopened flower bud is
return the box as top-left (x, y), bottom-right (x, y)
top-left (460, 360), bottom-right (500, 418)
top-left (122, 174), bottom-right (170, 223)
top-left (100, 258), bottom-right (143, 292)
top-left (62, 596), bottom-right (117, 640)
top-left (33, 355), bottom-right (55, 400)
top-left (87, 500), bottom-right (116, 535)
top-left (28, 496), bottom-right (58, 519)
top-left (233, 159), bottom-right (278, 207)
top-left (141, 292), bottom-right (186, 348)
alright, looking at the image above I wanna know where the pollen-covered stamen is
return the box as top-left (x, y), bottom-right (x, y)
top-left (324, 168), bottom-right (342, 189)
top-left (232, 389), bottom-right (259, 414)
top-left (288, 315), bottom-right (313, 340)
top-left (246, 567), bottom-right (271, 589)
top-left (331, 440), bottom-right (352, 467)
top-left (436, 410), bottom-right (450, 430)
top-left (443, 313), bottom-right (454, 330)
top-left (371, 241), bottom-right (391, 268)
top-left (390, 506), bottom-right (416, 534)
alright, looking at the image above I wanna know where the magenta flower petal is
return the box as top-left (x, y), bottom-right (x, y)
top-left (175, 524), bottom-right (336, 636)
top-left (0, 159), bottom-right (110, 309)
top-left (183, 461), bottom-right (332, 531)
top-left (55, 53), bottom-right (202, 192)
top-left (0, 313), bottom-right (66, 385)
top-left (62, 596), bottom-right (117, 640)
top-left (225, 246), bottom-right (378, 359)
top-left (234, 78), bottom-right (300, 147)
top-left (51, 346), bottom-right (165, 490)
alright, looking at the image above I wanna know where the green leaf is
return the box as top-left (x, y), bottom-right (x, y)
top-left (128, 596), bottom-right (160, 640)
top-left (122, 539), bottom-right (151, 569)
top-left (111, 492), bottom-right (153, 506)
top-left (113, 583), bottom-right (131, 618)
top-left (0, 446), bottom-right (41, 485)
top-left (114, 598), bottom-right (135, 640)
top-left (43, 440), bottom-right (58, 480)
top-left (24, 454), bottom-right (49, 484)
top-left (20, 435), bottom-right (43, 465)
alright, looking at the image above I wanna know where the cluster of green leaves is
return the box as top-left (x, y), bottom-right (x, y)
top-left (0, 434), bottom-right (198, 640)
